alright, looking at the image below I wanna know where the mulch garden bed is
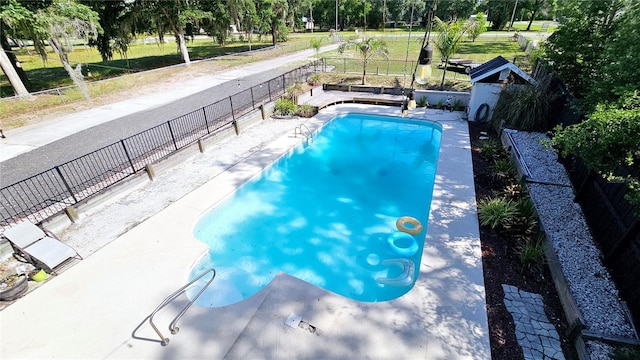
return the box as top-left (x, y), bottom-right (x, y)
top-left (468, 121), bottom-right (578, 360)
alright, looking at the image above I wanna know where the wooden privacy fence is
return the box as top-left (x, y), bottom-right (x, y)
top-left (563, 155), bottom-right (640, 323)
top-left (539, 63), bottom-right (640, 324)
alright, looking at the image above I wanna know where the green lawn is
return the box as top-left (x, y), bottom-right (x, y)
top-left (2, 36), bottom-right (279, 95)
top-left (0, 27), bottom-right (537, 124)
top-left (321, 31), bottom-right (527, 89)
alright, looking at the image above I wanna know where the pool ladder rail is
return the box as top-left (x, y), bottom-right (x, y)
top-left (135, 268), bottom-right (216, 346)
top-left (294, 124), bottom-right (313, 145)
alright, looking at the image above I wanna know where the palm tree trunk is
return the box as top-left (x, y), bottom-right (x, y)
top-left (362, 59), bottom-right (367, 85)
top-left (440, 56), bottom-right (449, 90)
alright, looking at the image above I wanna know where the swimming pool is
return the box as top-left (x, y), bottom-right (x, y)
top-left (188, 113), bottom-right (442, 307)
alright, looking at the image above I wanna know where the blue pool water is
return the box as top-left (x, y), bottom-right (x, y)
top-left (189, 113), bottom-right (442, 307)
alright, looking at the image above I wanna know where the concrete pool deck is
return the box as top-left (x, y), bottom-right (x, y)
top-left (0, 104), bottom-right (489, 359)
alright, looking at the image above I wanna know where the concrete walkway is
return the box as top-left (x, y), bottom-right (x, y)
top-left (0, 104), bottom-right (490, 359)
top-left (0, 41), bottom-right (575, 358)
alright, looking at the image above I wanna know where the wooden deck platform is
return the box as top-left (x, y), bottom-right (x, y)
top-left (299, 87), bottom-right (404, 109)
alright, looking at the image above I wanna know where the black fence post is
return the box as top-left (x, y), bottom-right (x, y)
top-left (167, 122), bottom-right (179, 150)
top-left (55, 166), bottom-right (78, 203)
top-left (268, 82), bottom-right (272, 102)
top-left (202, 107), bottom-right (210, 134)
top-left (121, 139), bottom-right (137, 174)
top-left (250, 87), bottom-right (256, 110)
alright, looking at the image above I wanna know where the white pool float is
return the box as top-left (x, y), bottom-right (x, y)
top-left (376, 258), bottom-right (415, 287)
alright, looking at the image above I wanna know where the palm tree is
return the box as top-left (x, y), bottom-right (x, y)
top-left (338, 37), bottom-right (388, 85)
top-left (310, 37), bottom-right (323, 59)
top-left (433, 18), bottom-right (470, 90)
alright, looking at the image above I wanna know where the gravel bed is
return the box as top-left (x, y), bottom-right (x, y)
top-left (505, 129), bottom-right (636, 359)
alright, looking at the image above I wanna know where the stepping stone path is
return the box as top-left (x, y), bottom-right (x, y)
top-left (502, 284), bottom-right (566, 360)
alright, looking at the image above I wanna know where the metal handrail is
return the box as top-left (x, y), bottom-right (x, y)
top-left (148, 268), bottom-right (216, 346)
top-left (294, 124), bottom-right (313, 144)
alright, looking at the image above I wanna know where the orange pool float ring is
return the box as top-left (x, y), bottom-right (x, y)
top-left (396, 216), bottom-right (423, 235)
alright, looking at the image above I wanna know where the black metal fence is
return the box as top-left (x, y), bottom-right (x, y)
top-left (0, 60), bottom-right (323, 230)
top-left (324, 57), bottom-right (473, 83)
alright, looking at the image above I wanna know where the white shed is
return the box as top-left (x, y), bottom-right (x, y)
top-left (467, 56), bottom-right (536, 122)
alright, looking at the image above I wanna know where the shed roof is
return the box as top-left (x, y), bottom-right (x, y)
top-left (469, 56), bottom-right (536, 85)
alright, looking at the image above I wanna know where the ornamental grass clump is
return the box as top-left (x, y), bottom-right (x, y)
top-left (493, 158), bottom-right (517, 181)
top-left (476, 131), bottom-right (549, 274)
top-left (490, 74), bottom-right (557, 132)
top-left (503, 182), bottom-right (528, 199)
top-left (517, 233), bottom-right (546, 272)
top-left (478, 197), bottom-right (519, 231)
top-left (478, 138), bottom-right (501, 159)
top-left (274, 98), bottom-right (298, 116)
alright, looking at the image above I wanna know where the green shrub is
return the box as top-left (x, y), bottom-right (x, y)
top-left (416, 96), bottom-right (428, 108)
top-left (296, 104), bottom-right (316, 118)
top-left (490, 74), bottom-right (557, 132)
top-left (510, 198), bottom-right (539, 235)
top-left (493, 158), bottom-right (517, 181)
top-left (516, 198), bottom-right (538, 221)
top-left (453, 98), bottom-right (464, 111)
top-left (503, 182), bottom-right (528, 199)
top-left (274, 98), bottom-right (298, 116)
top-left (478, 197), bottom-right (519, 230)
top-left (552, 101), bottom-right (640, 210)
top-left (478, 139), bottom-right (500, 160)
top-left (307, 73), bottom-right (320, 86)
top-left (611, 345), bottom-right (640, 360)
top-left (517, 235), bottom-right (545, 272)
top-left (287, 82), bottom-right (305, 103)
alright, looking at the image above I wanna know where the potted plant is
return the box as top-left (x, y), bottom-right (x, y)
top-left (0, 274), bottom-right (28, 301)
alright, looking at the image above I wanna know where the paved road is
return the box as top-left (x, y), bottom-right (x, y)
top-left (0, 44), bottom-right (338, 187)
